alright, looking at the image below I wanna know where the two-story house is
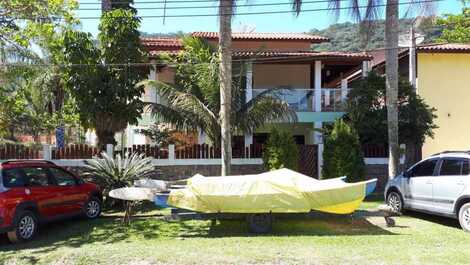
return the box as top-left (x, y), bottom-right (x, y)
top-left (128, 32), bottom-right (373, 174)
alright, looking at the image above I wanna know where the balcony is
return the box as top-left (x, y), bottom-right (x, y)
top-left (252, 88), bottom-right (349, 112)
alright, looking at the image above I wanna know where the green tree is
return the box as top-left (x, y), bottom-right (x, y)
top-left (63, 9), bottom-right (148, 147)
top-left (0, 0), bottom-right (77, 52)
top-left (0, 0), bottom-right (79, 142)
top-left (293, 0), bottom-right (435, 179)
top-left (263, 128), bottom-right (299, 171)
top-left (437, 8), bottom-right (470, 43)
top-left (142, 37), bottom-right (296, 147)
top-left (346, 72), bottom-right (437, 166)
top-left (322, 119), bottom-right (365, 182)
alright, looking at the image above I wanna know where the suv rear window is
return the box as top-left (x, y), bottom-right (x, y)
top-left (439, 159), bottom-right (470, 176)
top-left (2, 168), bottom-right (25, 188)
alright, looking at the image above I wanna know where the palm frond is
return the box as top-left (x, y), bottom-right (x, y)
top-left (150, 103), bottom-right (201, 131)
top-left (141, 79), bottom-right (219, 139)
top-left (236, 97), bottom-right (297, 134)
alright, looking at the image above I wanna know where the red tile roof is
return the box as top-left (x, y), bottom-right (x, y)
top-left (417, 43), bottom-right (470, 53)
top-left (233, 50), bottom-right (372, 60)
top-left (191, 32), bottom-right (329, 43)
top-left (149, 49), bottom-right (371, 60)
top-left (141, 37), bottom-right (182, 47)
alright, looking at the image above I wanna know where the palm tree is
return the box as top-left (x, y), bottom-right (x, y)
top-left (141, 37), bottom-right (296, 148)
top-left (291, 0), bottom-right (433, 179)
top-left (218, 0), bottom-right (234, 175)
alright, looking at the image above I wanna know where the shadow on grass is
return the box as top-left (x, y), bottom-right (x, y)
top-left (0, 211), bottom-right (399, 252)
top-left (404, 211), bottom-right (460, 229)
top-left (179, 213), bottom-right (398, 238)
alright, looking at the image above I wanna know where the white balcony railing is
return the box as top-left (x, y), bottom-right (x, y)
top-left (252, 88), bottom-right (349, 112)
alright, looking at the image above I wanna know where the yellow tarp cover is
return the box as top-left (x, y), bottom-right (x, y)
top-left (167, 168), bottom-right (374, 214)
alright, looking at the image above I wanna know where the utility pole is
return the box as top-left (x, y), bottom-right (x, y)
top-left (409, 25), bottom-right (417, 90)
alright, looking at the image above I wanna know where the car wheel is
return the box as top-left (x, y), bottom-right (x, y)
top-left (247, 213), bottom-right (272, 234)
top-left (7, 210), bottom-right (38, 243)
top-left (458, 203), bottom-right (470, 232)
top-left (387, 191), bottom-right (404, 213)
top-left (84, 197), bottom-right (102, 219)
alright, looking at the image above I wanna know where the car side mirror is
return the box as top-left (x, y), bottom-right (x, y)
top-left (403, 171), bottom-right (411, 178)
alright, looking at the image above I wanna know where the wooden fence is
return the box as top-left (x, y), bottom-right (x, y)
top-left (174, 144), bottom-right (264, 159)
top-left (117, 145), bottom-right (169, 159)
top-left (52, 144), bottom-right (102, 159)
top-left (362, 144), bottom-right (388, 158)
top-left (0, 144), bottom-right (41, 160)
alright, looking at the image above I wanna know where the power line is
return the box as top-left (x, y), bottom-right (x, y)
top-left (78, 0), bottom-right (219, 4)
top-left (76, 0), bottom-right (352, 11)
top-left (0, 45), bottom-right (418, 68)
top-left (13, 0), bottom-right (441, 20)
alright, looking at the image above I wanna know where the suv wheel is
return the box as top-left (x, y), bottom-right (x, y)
top-left (458, 203), bottom-right (470, 232)
top-left (7, 210), bottom-right (38, 243)
top-left (387, 191), bottom-right (403, 213)
top-left (84, 197), bottom-right (102, 219)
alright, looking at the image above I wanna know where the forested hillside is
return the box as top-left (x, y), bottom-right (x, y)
top-left (141, 18), bottom-right (443, 52)
top-left (310, 18), bottom-right (442, 52)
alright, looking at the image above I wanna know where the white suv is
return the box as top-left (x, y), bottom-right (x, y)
top-left (385, 151), bottom-right (470, 232)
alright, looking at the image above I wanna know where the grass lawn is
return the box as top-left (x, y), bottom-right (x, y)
top-left (1, 198), bottom-right (469, 265)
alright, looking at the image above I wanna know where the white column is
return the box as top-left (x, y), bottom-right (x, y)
top-left (245, 61), bottom-right (253, 103)
top-left (106, 144), bottom-right (114, 158)
top-left (341, 78), bottom-right (348, 101)
top-left (313, 122), bottom-right (324, 179)
top-left (197, 128), bottom-right (206, 144)
top-left (245, 61), bottom-right (254, 147)
top-left (168, 144), bottom-right (175, 161)
top-left (42, 144), bottom-right (52, 160)
top-left (244, 134), bottom-right (253, 147)
top-left (362, 61), bottom-right (371, 77)
top-left (314, 60), bottom-right (322, 112)
top-left (409, 26), bottom-right (417, 90)
top-left (126, 125), bottom-right (134, 147)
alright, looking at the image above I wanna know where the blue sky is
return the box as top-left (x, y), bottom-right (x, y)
top-left (77, 0), bottom-right (465, 36)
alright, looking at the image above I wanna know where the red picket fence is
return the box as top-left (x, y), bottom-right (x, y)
top-left (117, 145), bottom-right (169, 159)
top-left (362, 144), bottom-right (388, 158)
top-left (52, 144), bottom-right (102, 159)
top-left (175, 144), bottom-right (264, 159)
top-left (176, 144), bottom-right (220, 159)
top-left (0, 144), bottom-right (41, 160)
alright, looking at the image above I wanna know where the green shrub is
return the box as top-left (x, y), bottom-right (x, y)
top-left (262, 128), bottom-right (299, 171)
top-left (322, 119), bottom-right (365, 182)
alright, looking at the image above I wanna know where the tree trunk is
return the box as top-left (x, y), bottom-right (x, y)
top-left (218, 0), bottom-right (233, 176)
top-left (385, 0), bottom-right (400, 179)
top-left (95, 129), bottom-right (116, 149)
top-left (405, 142), bottom-right (422, 168)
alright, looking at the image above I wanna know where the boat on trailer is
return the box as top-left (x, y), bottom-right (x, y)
top-left (152, 168), bottom-right (377, 233)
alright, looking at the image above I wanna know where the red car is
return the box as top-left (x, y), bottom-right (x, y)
top-left (0, 160), bottom-right (102, 243)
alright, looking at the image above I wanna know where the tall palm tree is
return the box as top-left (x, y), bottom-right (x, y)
top-left (141, 37), bottom-right (296, 148)
top-left (292, 0), bottom-right (433, 179)
top-left (218, 0), bottom-right (234, 176)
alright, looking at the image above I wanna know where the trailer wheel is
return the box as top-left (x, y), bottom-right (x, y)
top-left (247, 213), bottom-right (272, 234)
